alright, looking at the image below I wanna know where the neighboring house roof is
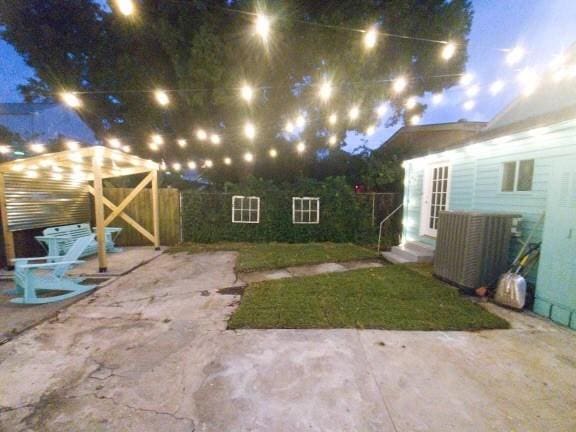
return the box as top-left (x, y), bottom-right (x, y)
top-left (0, 103), bottom-right (97, 144)
top-left (377, 121), bottom-right (487, 158)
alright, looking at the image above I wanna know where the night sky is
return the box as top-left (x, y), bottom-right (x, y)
top-left (1, 0), bottom-right (575, 151)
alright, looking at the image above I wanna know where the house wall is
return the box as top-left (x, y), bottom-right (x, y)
top-left (401, 118), bottom-right (576, 319)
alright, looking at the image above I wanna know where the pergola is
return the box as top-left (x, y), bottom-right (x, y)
top-left (0, 146), bottom-right (160, 272)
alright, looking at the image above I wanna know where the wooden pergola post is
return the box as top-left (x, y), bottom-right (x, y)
top-left (92, 151), bottom-right (107, 272)
top-left (152, 169), bottom-right (160, 250)
top-left (0, 173), bottom-right (15, 270)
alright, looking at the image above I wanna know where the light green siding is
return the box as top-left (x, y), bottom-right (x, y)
top-left (402, 119), bottom-right (576, 326)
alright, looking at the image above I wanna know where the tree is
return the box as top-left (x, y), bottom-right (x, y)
top-left (0, 0), bottom-right (472, 184)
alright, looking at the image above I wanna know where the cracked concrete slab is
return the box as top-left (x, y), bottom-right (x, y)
top-left (1, 251), bottom-right (575, 431)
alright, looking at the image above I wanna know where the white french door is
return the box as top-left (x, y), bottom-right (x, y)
top-left (420, 162), bottom-right (451, 237)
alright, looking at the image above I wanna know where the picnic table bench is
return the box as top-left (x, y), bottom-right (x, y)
top-left (35, 223), bottom-right (123, 259)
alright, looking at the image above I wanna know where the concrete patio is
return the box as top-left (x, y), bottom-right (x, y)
top-left (0, 251), bottom-right (575, 431)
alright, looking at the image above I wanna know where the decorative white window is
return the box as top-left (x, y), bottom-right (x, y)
top-left (231, 196), bottom-right (260, 223)
top-left (501, 159), bottom-right (534, 192)
top-left (292, 197), bottom-right (320, 224)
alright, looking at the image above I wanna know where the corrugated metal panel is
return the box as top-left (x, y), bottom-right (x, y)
top-left (4, 174), bottom-right (89, 231)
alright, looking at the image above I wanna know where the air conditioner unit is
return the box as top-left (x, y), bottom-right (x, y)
top-left (434, 211), bottom-right (521, 292)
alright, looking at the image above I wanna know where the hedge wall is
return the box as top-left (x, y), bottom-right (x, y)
top-left (181, 177), bottom-right (388, 244)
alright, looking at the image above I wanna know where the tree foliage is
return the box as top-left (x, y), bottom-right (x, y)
top-left (0, 0), bottom-right (473, 184)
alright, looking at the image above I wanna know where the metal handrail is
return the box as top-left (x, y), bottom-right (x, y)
top-left (377, 203), bottom-right (403, 253)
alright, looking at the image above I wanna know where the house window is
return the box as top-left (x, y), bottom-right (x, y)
top-left (501, 159), bottom-right (534, 192)
top-left (231, 196), bottom-right (260, 223)
top-left (292, 197), bottom-right (320, 224)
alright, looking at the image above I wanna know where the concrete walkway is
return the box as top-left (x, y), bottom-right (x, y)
top-left (1, 252), bottom-right (575, 431)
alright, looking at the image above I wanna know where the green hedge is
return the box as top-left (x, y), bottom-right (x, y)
top-left (181, 177), bottom-right (384, 244)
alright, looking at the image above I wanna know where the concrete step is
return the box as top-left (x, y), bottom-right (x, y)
top-left (404, 241), bottom-right (435, 255)
top-left (391, 245), bottom-right (433, 263)
top-left (381, 251), bottom-right (411, 264)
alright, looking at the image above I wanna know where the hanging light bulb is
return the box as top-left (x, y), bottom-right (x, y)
top-left (432, 93), bottom-right (444, 105)
top-left (506, 46), bottom-right (526, 66)
top-left (177, 139), bottom-right (187, 148)
top-left (269, 148), bottom-right (278, 158)
top-left (108, 138), bottom-right (122, 149)
top-left (187, 161), bottom-right (197, 170)
top-left (244, 122), bottom-right (256, 140)
top-left (328, 113), bottom-right (338, 125)
top-left (223, 157), bottom-right (232, 166)
top-left (392, 76), bottom-right (408, 94)
top-left (154, 90), bottom-right (170, 106)
top-left (196, 129), bottom-right (207, 141)
top-left (254, 13), bottom-right (271, 41)
top-left (490, 80), bottom-right (505, 95)
top-left (328, 135), bottom-right (338, 146)
top-left (285, 121), bottom-right (295, 133)
top-left (405, 96), bottom-right (417, 110)
top-left (115, 0), bottom-right (135, 16)
top-left (441, 42), bottom-right (457, 60)
top-left (348, 106), bottom-right (360, 121)
top-left (149, 143), bottom-right (160, 152)
top-left (65, 140), bottom-right (80, 151)
top-left (466, 84), bottom-right (480, 98)
top-left (204, 159), bottom-right (214, 168)
top-left (319, 80), bottom-right (333, 101)
top-left (296, 142), bottom-right (306, 154)
top-left (172, 162), bottom-right (182, 172)
top-left (459, 73), bottom-right (474, 86)
top-left (409, 115), bottom-right (421, 125)
top-left (241, 84), bottom-right (254, 103)
top-left (295, 115), bottom-right (306, 128)
top-left (243, 152), bottom-right (254, 162)
top-left (376, 104), bottom-right (388, 117)
top-left (210, 134), bottom-right (221, 145)
top-left (60, 92), bottom-right (82, 108)
top-left (364, 26), bottom-right (378, 50)
top-left (151, 134), bottom-right (164, 145)
top-left (463, 100), bottom-right (476, 111)
top-left (366, 126), bottom-right (376, 136)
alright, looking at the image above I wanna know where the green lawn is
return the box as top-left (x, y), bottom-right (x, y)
top-left (170, 242), bottom-right (378, 272)
top-left (229, 266), bottom-right (509, 331)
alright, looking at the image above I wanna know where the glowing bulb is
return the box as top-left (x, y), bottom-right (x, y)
top-left (409, 115), bottom-right (421, 125)
top-left (122, 145), bottom-right (131, 153)
top-left (115, 0), bottom-right (135, 16)
top-left (490, 80), bottom-right (505, 95)
top-left (466, 84), bottom-right (480, 98)
top-left (187, 161), bottom-right (197, 170)
top-left (148, 143), bottom-right (159, 152)
top-left (241, 84), bottom-right (254, 102)
top-left (463, 100), bottom-right (476, 111)
top-left (255, 14), bottom-right (271, 41)
top-left (244, 122), bottom-right (256, 140)
top-left (177, 139), bottom-right (187, 148)
top-left (204, 159), bottom-right (213, 168)
top-left (223, 157), bottom-right (232, 165)
top-left (328, 113), bottom-right (338, 125)
top-left (151, 134), bottom-right (164, 145)
top-left (376, 104), bottom-right (388, 117)
top-left (296, 142), bottom-right (306, 154)
top-left (172, 162), bottom-right (182, 172)
top-left (154, 90), bottom-right (170, 106)
top-left (506, 46), bottom-right (525, 66)
top-left (60, 92), bottom-right (82, 108)
top-left (366, 126), bottom-right (376, 136)
top-left (441, 42), bottom-right (457, 60)
top-left (29, 143), bottom-right (46, 154)
top-left (269, 148), bottom-right (278, 158)
top-left (392, 76), bottom-right (408, 93)
top-left (108, 138), bottom-right (122, 149)
top-left (296, 115), bottom-right (306, 128)
top-left (65, 140), bottom-right (80, 151)
top-left (328, 135), bottom-right (338, 146)
top-left (196, 129), bottom-right (207, 141)
top-left (210, 134), bottom-right (221, 145)
top-left (459, 73), bottom-right (474, 86)
top-left (348, 106), bottom-right (360, 121)
top-left (432, 93), bottom-right (444, 105)
top-left (243, 152), bottom-right (254, 162)
top-left (405, 96), bottom-right (417, 110)
top-left (364, 27), bottom-right (378, 50)
top-left (319, 81), bottom-right (332, 101)
top-left (285, 121), bottom-right (295, 133)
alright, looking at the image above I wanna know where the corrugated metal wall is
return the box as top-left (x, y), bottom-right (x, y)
top-left (3, 174), bottom-right (90, 231)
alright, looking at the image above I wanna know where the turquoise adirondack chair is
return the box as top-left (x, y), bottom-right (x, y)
top-left (10, 235), bottom-right (97, 305)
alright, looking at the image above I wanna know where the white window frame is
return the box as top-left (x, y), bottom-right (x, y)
top-left (231, 195), bottom-right (260, 224)
top-left (500, 159), bottom-right (534, 193)
top-left (292, 197), bottom-right (320, 224)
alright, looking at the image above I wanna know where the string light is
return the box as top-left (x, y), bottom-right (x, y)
top-left (108, 138), bottom-right (122, 149)
top-left (254, 14), bottom-right (271, 42)
top-left (65, 140), bottom-right (80, 151)
top-left (223, 157), bottom-right (232, 165)
top-left (269, 148), bottom-right (278, 158)
top-left (154, 90), bottom-right (170, 106)
top-left (459, 73), bottom-right (474, 86)
top-left (366, 126), bottom-right (376, 136)
top-left (441, 42), bottom-right (457, 60)
top-left (490, 80), bottom-right (505, 95)
top-left (432, 93), bottom-right (444, 105)
top-left (363, 26), bottom-right (378, 50)
top-left (241, 84), bottom-right (254, 103)
top-left (392, 76), bottom-right (408, 94)
top-left (244, 152), bottom-right (254, 162)
top-left (506, 46), bottom-right (526, 66)
top-left (328, 135), bottom-right (338, 146)
top-left (60, 92), bottom-right (82, 109)
top-left (196, 129), bottom-right (207, 141)
top-left (319, 80), bottom-right (333, 101)
top-left (115, 0), bottom-right (135, 16)
top-left (296, 142), bottom-right (306, 154)
top-left (204, 159), bottom-right (214, 168)
top-left (328, 113), bottom-right (338, 125)
top-left (295, 115), bottom-right (306, 128)
top-left (285, 121), bottom-right (295, 133)
top-left (405, 96), bottom-right (417, 110)
top-left (466, 84), bottom-right (480, 98)
top-left (148, 143), bottom-right (160, 151)
top-left (463, 100), bottom-right (476, 111)
top-left (244, 122), bottom-right (256, 140)
top-left (29, 143), bottom-right (46, 154)
top-left (409, 115), bottom-right (421, 125)
top-left (348, 106), bottom-right (360, 121)
top-left (122, 145), bottom-right (131, 153)
top-left (177, 139), bottom-right (187, 148)
top-left (187, 161), bottom-right (197, 170)
top-left (210, 134), bottom-right (221, 145)
top-left (172, 162), bottom-right (182, 172)
top-left (376, 104), bottom-right (388, 117)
